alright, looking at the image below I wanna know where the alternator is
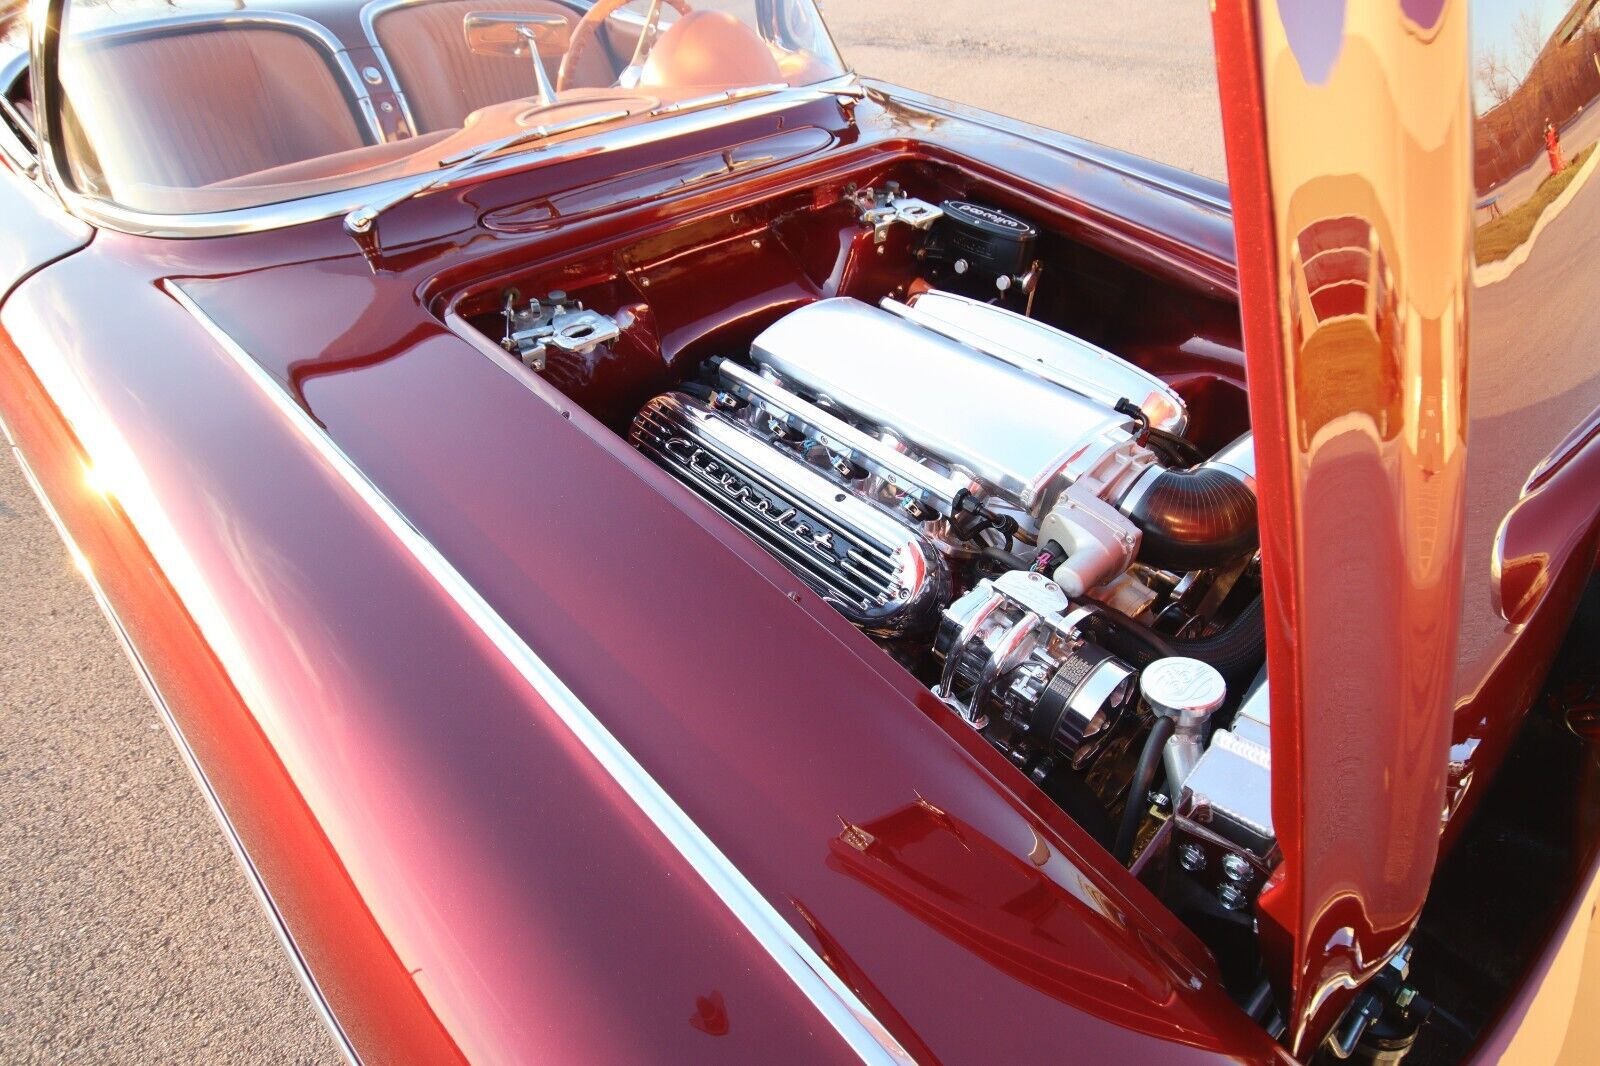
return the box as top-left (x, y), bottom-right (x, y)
top-left (933, 569), bottom-right (1136, 766)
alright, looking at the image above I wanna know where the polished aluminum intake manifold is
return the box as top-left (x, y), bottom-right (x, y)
top-left (630, 292), bottom-right (1257, 635)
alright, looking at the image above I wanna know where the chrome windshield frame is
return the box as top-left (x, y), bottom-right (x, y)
top-left (0, 49), bottom-right (38, 178)
top-left (32, 8), bottom-right (384, 145)
top-left (27, 2), bottom-right (389, 218)
top-left (25, 0), bottom-right (857, 238)
top-left (358, 0), bottom-right (663, 135)
top-left (356, 0), bottom-right (425, 134)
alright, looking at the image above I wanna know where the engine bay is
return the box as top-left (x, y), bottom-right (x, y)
top-left (448, 160), bottom-right (1275, 958)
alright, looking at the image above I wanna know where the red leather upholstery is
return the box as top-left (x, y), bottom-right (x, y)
top-left (640, 10), bottom-right (780, 89)
top-left (372, 0), bottom-right (616, 134)
top-left (62, 27), bottom-right (367, 193)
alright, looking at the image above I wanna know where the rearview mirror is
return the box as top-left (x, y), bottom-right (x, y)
top-left (463, 12), bottom-right (572, 58)
top-left (463, 12), bottom-right (570, 106)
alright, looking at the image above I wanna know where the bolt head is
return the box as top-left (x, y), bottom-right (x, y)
top-left (1221, 853), bottom-right (1255, 884)
top-left (1217, 883), bottom-right (1249, 911)
top-left (1177, 843), bottom-right (1206, 872)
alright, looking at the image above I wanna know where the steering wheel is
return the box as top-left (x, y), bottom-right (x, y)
top-left (558, 0), bottom-right (693, 93)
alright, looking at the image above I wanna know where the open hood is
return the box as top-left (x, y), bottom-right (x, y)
top-left (1210, 0), bottom-right (1472, 1054)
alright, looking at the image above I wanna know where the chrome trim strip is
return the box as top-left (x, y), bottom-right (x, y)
top-left (49, 81), bottom-right (849, 237)
top-left (356, 0), bottom-right (426, 132)
top-left (343, 106), bottom-right (632, 237)
top-left (164, 281), bottom-right (913, 1065)
top-left (0, 48), bottom-right (42, 179)
top-left (647, 82), bottom-right (789, 115)
top-left (0, 426), bottom-right (360, 1066)
top-left (435, 105), bottom-right (631, 166)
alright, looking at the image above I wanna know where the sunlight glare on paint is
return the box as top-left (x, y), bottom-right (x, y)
top-left (83, 460), bottom-right (114, 499)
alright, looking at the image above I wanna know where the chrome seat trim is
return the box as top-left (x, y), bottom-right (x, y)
top-left (42, 81), bottom-right (848, 237)
top-left (68, 11), bottom-right (385, 143)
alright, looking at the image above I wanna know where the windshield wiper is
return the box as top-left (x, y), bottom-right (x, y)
top-left (645, 83), bottom-right (789, 118)
top-left (342, 80), bottom-right (847, 263)
top-left (344, 108), bottom-right (631, 258)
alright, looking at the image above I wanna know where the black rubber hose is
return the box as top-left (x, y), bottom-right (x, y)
top-left (1173, 594), bottom-right (1267, 690)
top-left (979, 544), bottom-right (1031, 571)
top-left (1243, 977), bottom-right (1275, 1022)
top-left (677, 381), bottom-right (719, 403)
top-left (1121, 465), bottom-right (1258, 571)
top-left (1114, 715), bottom-right (1173, 864)
top-left (1146, 427), bottom-right (1207, 467)
top-left (1087, 608), bottom-right (1174, 668)
top-left (1088, 595), bottom-right (1267, 691)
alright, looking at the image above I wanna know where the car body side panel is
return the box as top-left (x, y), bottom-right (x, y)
top-left (17, 50), bottom-right (1600, 1057)
top-left (0, 164), bottom-right (89, 299)
top-left (0, 105), bottom-right (1290, 1059)
top-left (1475, 844), bottom-right (1600, 1064)
top-left (0, 315), bottom-right (446, 1064)
top-left (1211, 0), bottom-right (1474, 1053)
top-left (0, 263), bottom-right (865, 1065)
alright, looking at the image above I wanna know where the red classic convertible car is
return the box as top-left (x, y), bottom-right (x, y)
top-left (3, 0), bottom-right (1599, 1060)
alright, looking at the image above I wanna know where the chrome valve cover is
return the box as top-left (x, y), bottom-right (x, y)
top-left (630, 392), bottom-right (948, 636)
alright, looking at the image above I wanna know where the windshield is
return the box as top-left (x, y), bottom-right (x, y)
top-left (48, 0), bottom-right (845, 215)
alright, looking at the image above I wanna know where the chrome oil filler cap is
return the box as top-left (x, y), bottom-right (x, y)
top-left (1140, 656), bottom-right (1227, 724)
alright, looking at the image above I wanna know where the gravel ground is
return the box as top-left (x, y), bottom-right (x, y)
top-left (823, 0), bottom-right (1227, 180)
top-left (0, 5), bottom-right (1224, 1062)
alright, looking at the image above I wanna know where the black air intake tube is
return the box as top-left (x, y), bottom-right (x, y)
top-left (1118, 433), bottom-right (1257, 571)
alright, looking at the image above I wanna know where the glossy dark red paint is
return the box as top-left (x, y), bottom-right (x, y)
top-left (0, 152), bottom-right (88, 296)
top-left (1211, 0), bottom-right (1600, 1053)
top-left (4, 13), bottom-right (1599, 1058)
top-left (1209, 2), bottom-right (1474, 1049)
top-left (0, 90), bottom-right (1285, 1062)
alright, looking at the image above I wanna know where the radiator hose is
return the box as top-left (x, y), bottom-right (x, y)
top-left (1087, 594), bottom-right (1267, 692)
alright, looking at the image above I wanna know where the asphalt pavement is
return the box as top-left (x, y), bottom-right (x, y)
top-left (0, 3), bottom-right (1223, 1061)
top-left (1458, 106), bottom-right (1600, 690)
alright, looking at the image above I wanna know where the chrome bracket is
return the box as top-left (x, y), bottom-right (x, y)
top-left (501, 291), bottom-right (620, 371)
